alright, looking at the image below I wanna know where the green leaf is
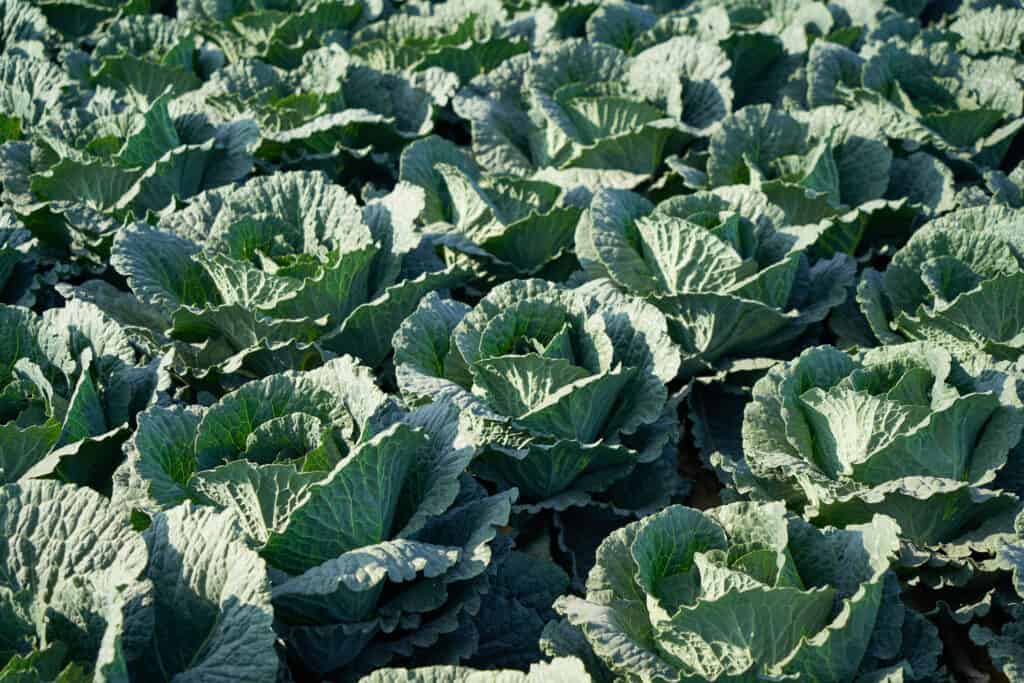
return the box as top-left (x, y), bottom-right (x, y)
top-left (0, 481), bottom-right (150, 675)
top-left (189, 461), bottom-right (319, 544)
top-left (261, 424), bottom-right (429, 575)
top-left (134, 504), bottom-right (278, 682)
top-left (111, 223), bottom-right (218, 313)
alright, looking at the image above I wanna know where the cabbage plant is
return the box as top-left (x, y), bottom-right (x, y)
top-left (0, 51), bottom-right (72, 143)
top-left (551, 502), bottom-right (939, 682)
top-left (348, 0), bottom-right (527, 94)
top-left (0, 0), bottom-right (51, 56)
top-left (399, 135), bottom-right (583, 280)
top-left (177, 0), bottom-right (376, 68)
top-left (113, 356), bottom-right (398, 510)
top-left (361, 657), bottom-right (591, 683)
top-left (807, 33), bottom-right (1024, 167)
top-left (0, 300), bottom-right (162, 488)
top-left (707, 104), bottom-right (895, 212)
top-left (731, 343), bottom-right (1023, 577)
top-left (452, 35), bottom-right (732, 191)
top-left (114, 357), bottom-right (514, 678)
top-left (971, 509), bottom-right (1024, 681)
top-left (177, 46), bottom-right (437, 166)
top-left (0, 481), bottom-right (280, 682)
top-left (575, 185), bottom-right (854, 375)
top-left (859, 204), bottom-right (1024, 362)
top-left (87, 14), bottom-right (221, 103)
top-left (393, 280), bottom-right (683, 516)
top-left (0, 91), bottom-right (257, 217)
top-left (80, 170), bottom-right (465, 381)
top-left (0, 480), bottom-right (152, 680)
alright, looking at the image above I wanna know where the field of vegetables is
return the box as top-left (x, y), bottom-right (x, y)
top-left (2, 0), bottom-right (1024, 680)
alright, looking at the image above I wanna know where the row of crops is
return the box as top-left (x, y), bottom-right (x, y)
top-left (2, 0), bottom-right (1024, 680)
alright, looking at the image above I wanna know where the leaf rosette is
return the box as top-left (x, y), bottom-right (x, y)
top-left (707, 104), bottom-right (895, 214)
top-left (0, 90), bottom-right (256, 220)
top-left (451, 35), bottom-right (732, 191)
top-left (0, 300), bottom-right (163, 489)
top-left (551, 502), bottom-right (939, 682)
top-left (177, 0), bottom-right (374, 69)
top-left (177, 45), bottom-right (436, 166)
top-left (575, 185), bottom-right (854, 376)
top-left (114, 357), bottom-right (513, 678)
top-left (84, 170), bottom-right (465, 382)
top-left (87, 14), bottom-right (222, 104)
top-left (399, 135), bottom-right (583, 280)
top-left (0, 480), bottom-right (152, 681)
top-left (360, 656), bottom-right (591, 683)
top-left (858, 204), bottom-right (1024, 362)
top-left (347, 0), bottom-right (527, 99)
top-left (393, 279), bottom-right (684, 516)
top-left (807, 33), bottom-right (1024, 169)
top-left (731, 342), bottom-right (1024, 581)
top-left (0, 480), bottom-right (281, 682)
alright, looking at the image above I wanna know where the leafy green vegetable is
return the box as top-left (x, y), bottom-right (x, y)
top-left (360, 656), bottom-right (591, 682)
top-left (115, 356), bottom-right (513, 678)
top-left (0, 300), bottom-right (162, 489)
top-left (178, 45), bottom-right (437, 167)
top-left (80, 171), bottom-right (466, 382)
top-left (133, 503), bottom-right (280, 681)
top-left (3, 0), bottom-right (1024, 678)
top-left (0, 480), bottom-right (150, 681)
top-left (859, 205), bottom-right (1024, 361)
top-left (4, 92), bottom-right (256, 217)
top-left (394, 281), bottom-right (684, 516)
top-left (731, 342), bottom-right (1023, 583)
top-left (452, 35), bottom-right (730, 191)
top-left (576, 185), bottom-right (854, 375)
top-left (552, 502), bottom-right (939, 681)
top-left (400, 135), bottom-right (583, 279)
